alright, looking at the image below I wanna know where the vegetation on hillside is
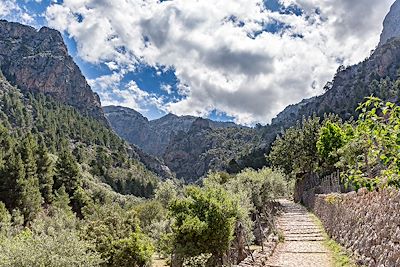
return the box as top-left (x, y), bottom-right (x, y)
top-left (269, 96), bottom-right (400, 191)
top-left (0, 74), bottom-right (291, 266)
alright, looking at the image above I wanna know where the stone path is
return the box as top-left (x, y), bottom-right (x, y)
top-left (264, 200), bottom-right (333, 267)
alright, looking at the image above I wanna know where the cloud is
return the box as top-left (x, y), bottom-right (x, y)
top-left (88, 72), bottom-right (166, 114)
top-left (0, 0), bottom-right (17, 17)
top-left (161, 83), bottom-right (173, 94)
top-left (0, 0), bottom-right (39, 25)
top-left (45, 0), bottom-right (395, 124)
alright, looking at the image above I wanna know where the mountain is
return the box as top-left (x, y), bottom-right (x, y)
top-left (272, 38), bottom-right (400, 129)
top-left (163, 118), bottom-right (260, 182)
top-left (104, 105), bottom-right (241, 156)
top-left (0, 20), bottom-right (107, 124)
top-left (379, 0), bottom-right (400, 46)
top-left (104, 106), bottom-right (259, 181)
top-left (0, 20), bottom-right (175, 198)
top-left (231, 2), bottom-right (400, 171)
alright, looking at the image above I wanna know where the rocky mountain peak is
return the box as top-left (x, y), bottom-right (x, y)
top-left (379, 0), bottom-right (400, 46)
top-left (0, 20), bottom-right (107, 124)
top-left (190, 118), bottom-right (211, 132)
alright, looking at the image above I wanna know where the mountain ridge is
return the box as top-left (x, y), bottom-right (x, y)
top-left (379, 0), bottom-right (400, 47)
top-left (104, 105), bottom-right (245, 156)
top-left (0, 20), bottom-right (107, 124)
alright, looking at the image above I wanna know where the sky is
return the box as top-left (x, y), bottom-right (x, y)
top-left (0, 0), bottom-right (395, 124)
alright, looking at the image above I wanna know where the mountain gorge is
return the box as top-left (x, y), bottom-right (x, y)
top-left (105, 105), bottom-right (260, 181)
top-left (105, 0), bottom-right (400, 181)
top-left (104, 105), bottom-right (242, 156)
top-left (0, 1), bottom-right (399, 265)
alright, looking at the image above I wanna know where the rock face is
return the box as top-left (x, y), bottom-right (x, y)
top-left (104, 105), bottom-right (240, 156)
top-left (0, 20), bottom-right (106, 124)
top-left (233, 37), bottom-right (400, 172)
top-left (379, 0), bottom-right (400, 46)
top-left (162, 118), bottom-right (213, 181)
top-left (271, 37), bottom-right (400, 129)
top-left (104, 106), bottom-right (259, 181)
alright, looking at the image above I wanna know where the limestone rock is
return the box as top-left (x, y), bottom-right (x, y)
top-left (379, 0), bottom-right (400, 46)
top-left (0, 20), bottom-right (106, 124)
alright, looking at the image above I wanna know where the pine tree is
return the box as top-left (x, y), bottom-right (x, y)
top-left (36, 140), bottom-right (54, 204)
top-left (17, 136), bottom-right (43, 223)
top-left (0, 152), bottom-right (22, 210)
top-left (54, 145), bottom-right (81, 196)
top-left (20, 134), bottom-right (38, 181)
top-left (52, 185), bottom-right (74, 217)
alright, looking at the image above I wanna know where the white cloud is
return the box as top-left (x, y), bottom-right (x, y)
top-left (160, 83), bottom-right (173, 94)
top-left (0, 0), bottom-right (16, 17)
top-left (0, 0), bottom-right (40, 26)
top-left (89, 73), bottom-right (165, 114)
top-left (45, 0), bottom-right (395, 124)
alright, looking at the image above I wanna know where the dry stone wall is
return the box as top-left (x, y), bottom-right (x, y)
top-left (313, 189), bottom-right (400, 267)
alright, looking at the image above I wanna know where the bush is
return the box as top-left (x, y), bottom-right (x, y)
top-left (169, 186), bottom-right (239, 266)
top-left (110, 232), bottom-right (154, 267)
top-left (0, 209), bottom-right (103, 267)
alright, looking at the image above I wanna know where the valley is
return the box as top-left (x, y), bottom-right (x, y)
top-left (0, 0), bottom-right (400, 267)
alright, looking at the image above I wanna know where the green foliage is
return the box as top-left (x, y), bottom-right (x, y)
top-left (203, 168), bottom-right (288, 244)
top-left (110, 232), bottom-right (154, 267)
top-left (154, 179), bottom-right (179, 208)
top-left (169, 186), bottom-right (239, 266)
top-left (269, 116), bottom-right (321, 175)
top-left (317, 121), bottom-right (346, 171)
top-left (0, 73), bottom-right (162, 265)
top-left (36, 141), bottom-right (54, 203)
top-left (336, 97), bottom-right (400, 190)
top-left (81, 203), bottom-right (154, 266)
top-left (54, 145), bottom-right (82, 195)
top-left (0, 202), bottom-right (11, 233)
top-left (0, 208), bottom-right (103, 267)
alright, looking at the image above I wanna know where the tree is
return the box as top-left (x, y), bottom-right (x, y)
top-left (110, 233), bottom-right (154, 267)
top-left (52, 185), bottom-right (73, 217)
top-left (0, 152), bottom-right (21, 210)
top-left (269, 116), bottom-right (321, 175)
top-left (169, 186), bottom-right (239, 266)
top-left (17, 135), bottom-right (43, 223)
top-left (337, 97), bottom-right (400, 190)
top-left (54, 146), bottom-right (81, 196)
top-left (154, 180), bottom-right (179, 208)
top-left (0, 201), bottom-right (11, 233)
top-left (317, 120), bottom-right (346, 171)
top-left (81, 204), bottom-right (154, 266)
top-left (36, 141), bottom-right (54, 204)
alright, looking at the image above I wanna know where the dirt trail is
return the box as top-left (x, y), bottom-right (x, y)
top-left (264, 200), bottom-right (333, 267)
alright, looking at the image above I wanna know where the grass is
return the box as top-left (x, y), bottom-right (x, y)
top-left (310, 214), bottom-right (358, 267)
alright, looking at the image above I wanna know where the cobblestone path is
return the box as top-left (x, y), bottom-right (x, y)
top-left (264, 200), bottom-right (333, 267)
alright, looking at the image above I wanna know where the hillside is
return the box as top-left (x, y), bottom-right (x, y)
top-left (231, 5), bottom-right (400, 171)
top-left (0, 20), bottom-right (106, 124)
top-left (271, 37), bottom-right (400, 128)
top-left (104, 105), bottom-right (241, 156)
top-left (104, 106), bottom-right (260, 181)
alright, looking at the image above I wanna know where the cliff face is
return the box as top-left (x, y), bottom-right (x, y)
top-left (272, 37), bottom-right (400, 129)
top-left (104, 106), bottom-right (242, 156)
top-left (0, 20), bottom-right (107, 124)
top-left (231, 37), bottom-right (400, 173)
top-left (379, 0), bottom-right (400, 46)
top-left (104, 106), bottom-right (259, 181)
top-left (162, 118), bottom-right (259, 182)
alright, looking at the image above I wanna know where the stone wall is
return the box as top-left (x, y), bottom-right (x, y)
top-left (313, 189), bottom-right (400, 267)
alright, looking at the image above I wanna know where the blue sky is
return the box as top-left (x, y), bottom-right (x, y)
top-left (0, 0), bottom-right (394, 124)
